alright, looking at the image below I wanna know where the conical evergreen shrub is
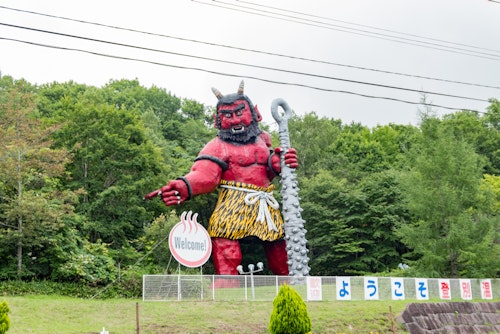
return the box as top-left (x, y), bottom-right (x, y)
top-left (0, 301), bottom-right (10, 334)
top-left (269, 283), bottom-right (312, 334)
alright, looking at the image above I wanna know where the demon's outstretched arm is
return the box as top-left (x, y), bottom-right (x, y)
top-left (144, 159), bottom-right (223, 206)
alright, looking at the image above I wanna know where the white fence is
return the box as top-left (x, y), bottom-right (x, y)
top-left (142, 275), bottom-right (498, 302)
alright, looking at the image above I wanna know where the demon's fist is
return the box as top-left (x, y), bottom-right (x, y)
top-left (270, 147), bottom-right (298, 173)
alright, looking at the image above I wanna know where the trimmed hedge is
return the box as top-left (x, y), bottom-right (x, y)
top-left (269, 283), bottom-right (312, 334)
top-left (0, 279), bottom-right (141, 299)
top-left (0, 301), bottom-right (9, 334)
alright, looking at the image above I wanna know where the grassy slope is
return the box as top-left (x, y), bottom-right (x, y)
top-left (3, 295), bottom-right (410, 333)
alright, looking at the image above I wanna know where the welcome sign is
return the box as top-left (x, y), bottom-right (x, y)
top-left (169, 211), bottom-right (212, 268)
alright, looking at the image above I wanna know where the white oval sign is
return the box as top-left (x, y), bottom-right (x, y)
top-left (168, 211), bottom-right (212, 268)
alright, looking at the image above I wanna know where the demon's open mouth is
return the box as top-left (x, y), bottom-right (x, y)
top-left (231, 126), bottom-right (245, 134)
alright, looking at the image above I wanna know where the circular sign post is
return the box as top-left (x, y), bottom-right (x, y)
top-left (168, 211), bottom-right (212, 268)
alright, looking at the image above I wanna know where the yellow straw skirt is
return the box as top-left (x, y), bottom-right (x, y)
top-left (208, 180), bottom-right (284, 241)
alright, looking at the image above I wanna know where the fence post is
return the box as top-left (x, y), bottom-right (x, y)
top-left (136, 302), bottom-right (140, 334)
top-left (212, 275), bottom-right (215, 301)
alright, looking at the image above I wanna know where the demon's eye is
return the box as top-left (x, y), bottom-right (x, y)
top-left (223, 112), bottom-right (232, 118)
top-left (235, 110), bottom-right (243, 117)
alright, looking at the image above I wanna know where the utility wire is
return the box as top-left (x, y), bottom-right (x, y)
top-left (193, 0), bottom-right (500, 61)
top-left (1, 5), bottom-right (498, 90)
top-left (0, 22), bottom-right (490, 103)
top-left (0, 36), bottom-right (484, 114)
top-left (212, 0), bottom-right (500, 58)
top-left (236, 0), bottom-right (500, 55)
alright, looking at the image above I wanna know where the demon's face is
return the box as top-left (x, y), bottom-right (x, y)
top-left (216, 98), bottom-right (261, 143)
top-left (218, 100), bottom-right (254, 133)
top-left (212, 81), bottom-right (262, 143)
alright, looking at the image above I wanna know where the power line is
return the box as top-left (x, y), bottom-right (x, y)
top-left (0, 5), bottom-right (498, 90)
top-left (193, 0), bottom-right (500, 61)
top-left (0, 22), bottom-right (490, 103)
top-left (236, 0), bottom-right (500, 55)
top-left (0, 36), bottom-right (484, 114)
top-left (213, 0), bottom-right (500, 58)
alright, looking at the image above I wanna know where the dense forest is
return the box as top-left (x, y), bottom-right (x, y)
top-left (0, 75), bottom-right (498, 288)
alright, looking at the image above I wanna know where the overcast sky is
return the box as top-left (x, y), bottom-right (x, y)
top-left (1, 0), bottom-right (499, 129)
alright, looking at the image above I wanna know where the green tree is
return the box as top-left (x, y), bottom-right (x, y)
top-left (356, 170), bottom-right (410, 273)
top-left (441, 108), bottom-right (500, 175)
top-left (269, 284), bottom-right (311, 334)
top-left (301, 171), bottom-right (364, 275)
top-left (138, 211), bottom-right (178, 273)
top-left (370, 123), bottom-right (419, 169)
top-left (396, 116), bottom-right (491, 277)
top-left (301, 169), bottom-right (409, 275)
top-left (287, 112), bottom-right (342, 178)
top-left (37, 79), bottom-right (262, 234)
top-left (0, 77), bottom-right (77, 279)
top-left (478, 174), bottom-right (500, 214)
top-left (460, 174), bottom-right (500, 277)
top-left (288, 114), bottom-right (416, 275)
top-left (54, 239), bottom-right (117, 285)
top-left (0, 301), bottom-right (9, 334)
top-left (36, 79), bottom-right (218, 272)
top-left (330, 122), bottom-right (389, 177)
top-left (51, 94), bottom-right (165, 247)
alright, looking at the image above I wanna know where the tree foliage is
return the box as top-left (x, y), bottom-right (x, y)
top-left (396, 115), bottom-right (496, 277)
top-left (0, 77), bottom-right (77, 279)
top-left (0, 301), bottom-right (9, 334)
top-left (269, 284), bottom-right (311, 334)
top-left (0, 74), bottom-right (498, 284)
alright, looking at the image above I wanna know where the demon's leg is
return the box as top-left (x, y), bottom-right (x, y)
top-left (211, 237), bottom-right (242, 275)
top-left (264, 240), bottom-right (289, 275)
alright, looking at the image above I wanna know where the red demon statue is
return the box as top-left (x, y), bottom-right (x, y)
top-left (145, 81), bottom-right (298, 276)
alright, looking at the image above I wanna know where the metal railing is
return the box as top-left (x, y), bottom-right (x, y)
top-left (142, 275), bottom-right (499, 302)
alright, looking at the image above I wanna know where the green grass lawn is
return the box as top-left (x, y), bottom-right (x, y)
top-left (3, 295), bottom-right (411, 333)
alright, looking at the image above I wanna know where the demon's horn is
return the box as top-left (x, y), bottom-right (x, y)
top-left (211, 87), bottom-right (223, 100)
top-left (237, 80), bottom-right (244, 95)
